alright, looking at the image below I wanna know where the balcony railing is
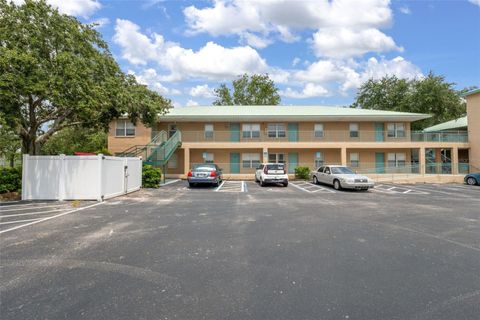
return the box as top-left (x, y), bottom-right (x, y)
top-left (411, 131), bottom-right (468, 142)
top-left (189, 162), bottom-right (472, 175)
top-left (179, 130), bottom-right (468, 143)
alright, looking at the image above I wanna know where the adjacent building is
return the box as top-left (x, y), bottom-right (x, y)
top-left (108, 91), bottom-right (479, 180)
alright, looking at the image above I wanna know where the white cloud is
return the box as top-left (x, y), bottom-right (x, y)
top-left (341, 56), bottom-right (423, 92)
top-left (280, 83), bottom-right (329, 99)
top-left (12, 0), bottom-right (101, 18)
top-left (468, 0), bottom-right (480, 7)
top-left (399, 6), bottom-right (411, 14)
top-left (240, 32), bottom-right (273, 49)
top-left (186, 99), bottom-right (199, 106)
top-left (189, 85), bottom-right (215, 98)
top-left (311, 28), bottom-right (402, 58)
top-left (114, 19), bottom-right (272, 81)
top-left (184, 0), bottom-right (393, 47)
top-left (129, 69), bottom-right (180, 95)
top-left (113, 19), bottom-right (167, 65)
top-left (292, 56), bottom-right (422, 93)
top-left (91, 17), bottom-right (110, 29)
top-left (292, 57), bottom-right (301, 67)
top-left (294, 60), bottom-right (348, 83)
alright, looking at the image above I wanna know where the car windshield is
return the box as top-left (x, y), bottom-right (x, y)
top-left (192, 164), bottom-right (216, 172)
top-left (267, 164), bottom-right (285, 170)
top-left (331, 167), bottom-right (354, 174)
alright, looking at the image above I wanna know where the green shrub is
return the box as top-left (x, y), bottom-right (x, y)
top-left (294, 166), bottom-right (310, 180)
top-left (0, 166), bottom-right (22, 193)
top-left (142, 164), bottom-right (162, 188)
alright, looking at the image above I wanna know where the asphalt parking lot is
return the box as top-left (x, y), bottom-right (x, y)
top-left (1, 181), bottom-right (479, 320)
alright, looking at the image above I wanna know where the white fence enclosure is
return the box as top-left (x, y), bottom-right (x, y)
top-left (22, 154), bottom-right (142, 201)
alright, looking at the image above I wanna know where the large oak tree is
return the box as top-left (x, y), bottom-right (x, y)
top-left (213, 73), bottom-right (281, 106)
top-left (351, 73), bottom-right (472, 130)
top-left (0, 0), bottom-right (171, 155)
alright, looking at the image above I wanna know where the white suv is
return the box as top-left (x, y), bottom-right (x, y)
top-left (255, 163), bottom-right (289, 187)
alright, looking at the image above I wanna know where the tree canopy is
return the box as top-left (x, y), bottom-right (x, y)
top-left (0, 115), bottom-right (21, 167)
top-left (213, 74), bottom-right (281, 106)
top-left (0, 0), bottom-right (171, 155)
top-left (40, 127), bottom-right (108, 156)
top-left (351, 73), bottom-right (471, 130)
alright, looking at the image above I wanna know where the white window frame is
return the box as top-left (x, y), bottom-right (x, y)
top-left (242, 124), bottom-right (260, 139)
top-left (268, 153), bottom-right (286, 164)
top-left (349, 123), bottom-right (359, 138)
top-left (314, 124), bottom-right (324, 138)
top-left (167, 153), bottom-right (178, 169)
top-left (387, 153), bottom-right (406, 167)
top-left (204, 124), bottom-right (214, 139)
top-left (203, 152), bottom-right (214, 164)
top-left (350, 153), bottom-right (360, 168)
top-left (242, 153), bottom-right (261, 168)
top-left (387, 123), bottom-right (406, 138)
top-left (314, 151), bottom-right (324, 168)
top-left (115, 120), bottom-right (135, 137)
top-left (267, 123), bottom-right (286, 138)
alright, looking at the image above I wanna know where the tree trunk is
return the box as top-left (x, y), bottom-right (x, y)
top-left (9, 154), bottom-right (15, 167)
top-left (21, 134), bottom-right (38, 155)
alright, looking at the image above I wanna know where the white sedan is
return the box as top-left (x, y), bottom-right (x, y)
top-left (311, 165), bottom-right (374, 190)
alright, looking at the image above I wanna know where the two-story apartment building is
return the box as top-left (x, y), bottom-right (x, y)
top-left (108, 97), bottom-right (478, 181)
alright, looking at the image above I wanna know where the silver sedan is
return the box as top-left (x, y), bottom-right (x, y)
top-left (311, 165), bottom-right (374, 190)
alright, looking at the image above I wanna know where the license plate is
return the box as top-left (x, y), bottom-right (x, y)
top-left (197, 173), bottom-right (207, 177)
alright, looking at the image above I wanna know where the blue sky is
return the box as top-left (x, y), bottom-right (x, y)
top-left (17, 0), bottom-right (480, 107)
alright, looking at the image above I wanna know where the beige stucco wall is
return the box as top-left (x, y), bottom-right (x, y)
top-left (156, 121), bottom-right (412, 143)
top-left (467, 92), bottom-right (480, 169)
top-left (107, 120), bottom-right (152, 154)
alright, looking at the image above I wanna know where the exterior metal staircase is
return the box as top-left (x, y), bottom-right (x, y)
top-left (117, 130), bottom-right (182, 167)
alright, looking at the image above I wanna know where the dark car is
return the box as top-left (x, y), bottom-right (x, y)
top-left (187, 163), bottom-right (223, 187)
top-left (464, 173), bottom-right (480, 185)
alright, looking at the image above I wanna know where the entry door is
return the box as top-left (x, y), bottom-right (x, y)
top-left (374, 123), bottom-right (384, 142)
top-left (288, 153), bottom-right (298, 174)
top-left (168, 124), bottom-right (177, 138)
top-left (441, 149), bottom-right (452, 174)
top-left (375, 153), bottom-right (385, 173)
top-left (288, 123), bottom-right (299, 142)
top-left (230, 123), bottom-right (240, 142)
top-left (230, 153), bottom-right (240, 173)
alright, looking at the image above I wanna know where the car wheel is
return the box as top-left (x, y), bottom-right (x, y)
top-left (313, 176), bottom-right (318, 185)
top-left (333, 179), bottom-right (341, 190)
top-left (188, 182), bottom-right (194, 188)
top-left (283, 182), bottom-right (288, 187)
top-left (212, 180), bottom-right (219, 187)
top-left (260, 180), bottom-right (266, 187)
top-left (254, 176), bottom-right (259, 182)
top-left (466, 177), bottom-right (477, 185)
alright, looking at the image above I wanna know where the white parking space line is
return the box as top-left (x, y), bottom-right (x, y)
top-left (216, 181), bottom-right (245, 193)
top-left (161, 179), bottom-right (181, 187)
top-left (371, 184), bottom-right (430, 195)
top-left (0, 203), bottom-right (71, 212)
top-left (0, 208), bottom-right (68, 218)
top-left (0, 202), bottom-right (103, 234)
top-left (214, 181), bottom-right (226, 192)
top-left (0, 218), bottom-right (44, 225)
top-left (0, 202), bottom-right (49, 208)
top-left (290, 181), bottom-right (336, 193)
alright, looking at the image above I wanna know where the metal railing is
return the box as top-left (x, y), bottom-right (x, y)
top-left (146, 130), bottom-right (182, 165)
top-left (117, 131), bottom-right (168, 158)
top-left (187, 162), bottom-right (474, 175)
top-left (177, 130), bottom-right (468, 143)
top-left (412, 131), bottom-right (468, 142)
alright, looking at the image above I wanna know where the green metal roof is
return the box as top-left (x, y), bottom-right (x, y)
top-left (461, 88), bottom-right (480, 97)
top-left (159, 105), bottom-right (431, 122)
top-left (423, 116), bottom-right (468, 132)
